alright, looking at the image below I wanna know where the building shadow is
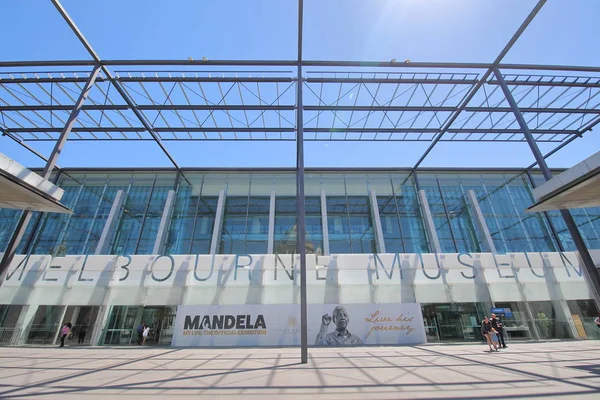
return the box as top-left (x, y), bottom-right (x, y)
top-left (0, 346), bottom-right (599, 399)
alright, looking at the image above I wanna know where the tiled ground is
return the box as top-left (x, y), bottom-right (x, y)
top-left (0, 341), bottom-right (599, 399)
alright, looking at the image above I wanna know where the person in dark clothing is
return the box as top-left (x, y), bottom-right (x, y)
top-left (490, 313), bottom-right (507, 348)
top-left (78, 327), bottom-right (87, 345)
top-left (481, 316), bottom-right (497, 352)
top-left (136, 322), bottom-right (146, 345)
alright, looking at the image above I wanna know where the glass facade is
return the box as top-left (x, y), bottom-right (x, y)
top-left (1, 168), bottom-right (599, 346)
top-left (0, 169), bottom-right (599, 257)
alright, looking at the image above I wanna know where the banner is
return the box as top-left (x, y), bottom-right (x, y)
top-left (171, 303), bottom-right (426, 347)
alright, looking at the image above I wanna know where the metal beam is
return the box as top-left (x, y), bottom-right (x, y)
top-left (296, 0), bottom-right (308, 365)
top-left (2, 105), bottom-right (597, 114)
top-left (0, 77), bottom-right (292, 84)
top-left (2, 59), bottom-right (600, 73)
top-left (1, 129), bottom-right (56, 166)
top-left (0, 66), bottom-right (100, 280)
top-left (50, 0), bottom-right (182, 171)
top-left (0, 105), bottom-right (295, 111)
top-left (42, 66), bottom-right (102, 177)
top-left (494, 66), bottom-right (600, 307)
top-left (305, 78), bottom-right (478, 85)
top-left (304, 106), bottom-right (600, 114)
top-left (9, 127), bottom-right (577, 135)
top-left (11, 127), bottom-right (296, 133)
top-left (487, 79), bottom-right (600, 88)
top-left (526, 115), bottom-right (600, 170)
top-left (411, 0), bottom-right (548, 171)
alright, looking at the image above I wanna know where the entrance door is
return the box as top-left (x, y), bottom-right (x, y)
top-left (103, 306), bottom-right (176, 345)
top-left (58, 306), bottom-right (100, 345)
top-left (103, 306), bottom-right (139, 345)
top-left (421, 303), bottom-right (487, 342)
top-left (139, 307), bottom-right (177, 345)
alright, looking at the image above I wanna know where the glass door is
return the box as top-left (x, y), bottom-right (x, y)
top-left (103, 306), bottom-right (140, 345)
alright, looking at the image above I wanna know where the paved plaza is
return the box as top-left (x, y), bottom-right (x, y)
top-left (0, 341), bottom-right (599, 399)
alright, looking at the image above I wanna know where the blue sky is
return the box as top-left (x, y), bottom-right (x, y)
top-left (1, 0), bottom-right (599, 169)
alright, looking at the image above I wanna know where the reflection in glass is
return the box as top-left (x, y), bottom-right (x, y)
top-left (220, 196), bottom-right (269, 254)
top-left (274, 196), bottom-right (323, 254)
top-left (166, 182), bottom-right (217, 255)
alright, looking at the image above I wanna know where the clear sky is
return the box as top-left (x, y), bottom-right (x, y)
top-left (1, 0), bottom-right (599, 170)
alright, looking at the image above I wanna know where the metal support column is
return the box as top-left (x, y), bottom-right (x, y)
top-left (369, 189), bottom-right (386, 254)
top-left (466, 190), bottom-right (497, 254)
top-left (296, 0), bottom-right (308, 365)
top-left (320, 189), bottom-right (330, 256)
top-left (95, 190), bottom-right (127, 255)
top-left (152, 189), bottom-right (176, 255)
top-left (494, 67), bottom-right (600, 306)
top-left (418, 190), bottom-right (442, 254)
top-left (0, 65), bottom-right (102, 279)
top-left (210, 189), bottom-right (226, 255)
top-left (267, 190), bottom-right (276, 254)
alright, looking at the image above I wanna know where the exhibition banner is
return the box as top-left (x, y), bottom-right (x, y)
top-left (171, 303), bottom-right (426, 347)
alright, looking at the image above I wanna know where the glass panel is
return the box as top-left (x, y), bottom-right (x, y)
top-left (274, 196), bottom-right (323, 254)
top-left (28, 173), bottom-right (130, 255)
top-left (26, 305), bottom-right (63, 344)
top-left (220, 196), bottom-right (269, 254)
top-left (567, 300), bottom-right (600, 339)
top-left (379, 175), bottom-right (429, 254)
top-left (493, 301), bottom-right (536, 340)
top-left (103, 306), bottom-right (139, 345)
top-left (0, 209), bottom-right (22, 253)
top-left (327, 194), bottom-right (375, 254)
top-left (0, 305), bottom-right (22, 345)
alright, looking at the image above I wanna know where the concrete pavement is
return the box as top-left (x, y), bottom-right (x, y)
top-left (0, 341), bottom-right (599, 399)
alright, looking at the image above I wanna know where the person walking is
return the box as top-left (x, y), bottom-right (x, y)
top-left (490, 328), bottom-right (500, 350)
top-left (481, 316), bottom-right (497, 352)
top-left (141, 325), bottom-right (150, 345)
top-left (78, 326), bottom-right (87, 345)
top-left (136, 322), bottom-right (145, 345)
top-left (490, 313), bottom-right (507, 348)
top-left (59, 322), bottom-right (72, 348)
top-left (594, 313), bottom-right (600, 328)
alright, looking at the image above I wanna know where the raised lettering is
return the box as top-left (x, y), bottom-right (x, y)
top-left (524, 253), bottom-right (546, 278)
top-left (151, 255), bottom-right (175, 282)
top-left (457, 253), bottom-right (476, 279)
top-left (42, 263), bottom-right (61, 282)
top-left (274, 254), bottom-right (294, 280)
top-left (5, 254), bottom-right (31, 281)
top-left (77, 255), bottom-right (94, 282)
top-left (559, 252), bottom-right (583, 277)
top-left (419, 253), bottom-right (441, 280)
top-left (117, 255), bottom-right (132, 282)
top-left (373, 253), bottom-right (402, 280)
top-left (234, 255), bottom-right (253, 280)
top-left (493, 254), bottom-right (515, 279)
top-left (193, 254), bottom-right (214, 282)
